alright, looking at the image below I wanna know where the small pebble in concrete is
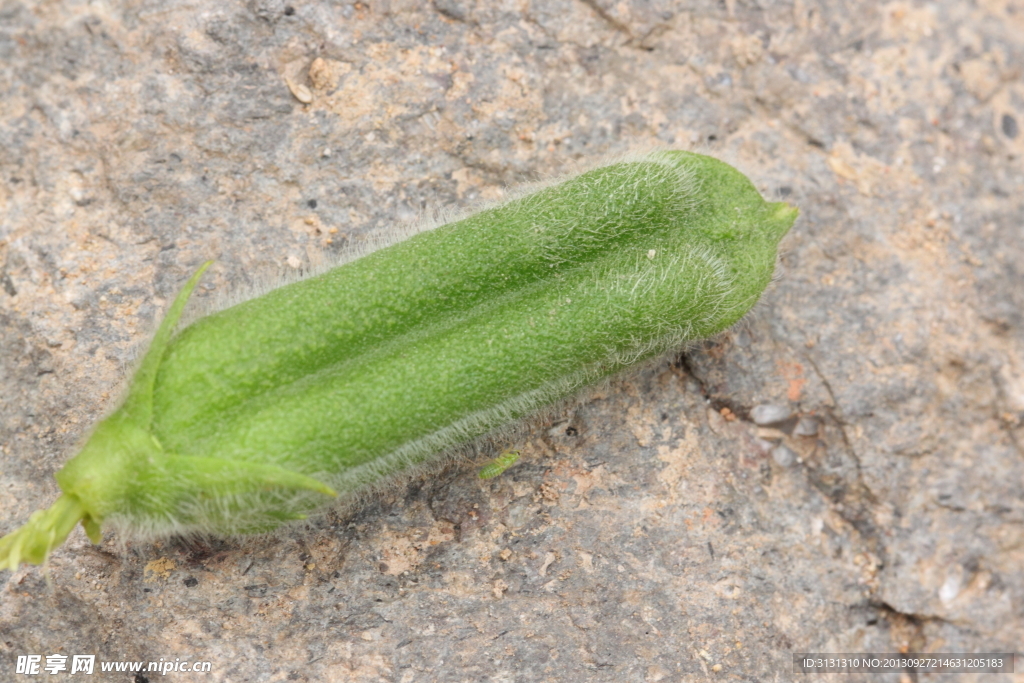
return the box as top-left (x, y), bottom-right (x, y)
top-left (286, 78), bottom-right (313, 104)
top-left (1002, 113), bottom-right (1019, 139)
top-left (771, 444), bottom-right (798, 467)
top-left (751, 404), bottom-right (793, 426)
top-left (793, 416), bottom-right (820, 437)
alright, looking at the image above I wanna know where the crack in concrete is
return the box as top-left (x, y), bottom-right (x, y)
top-left (802, 353), bottom-right (882, 546)
top-left (850, 599), bottom-right (959, 657)
top-left (678, 347), bottom-right (881, 551)
top-left (431, 0), bottom-right (470, 24)
top-left (873, 599), bottom-right (954, 628)
top-left (991, 364), bottom-right (1024, 458)
top-left (575, 0), bottom-right (635, 40)
top-left (675, 351), bottom-right (751, 420)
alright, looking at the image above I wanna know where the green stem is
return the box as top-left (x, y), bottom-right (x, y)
top-left (0, 495), bottom-right (94, 570)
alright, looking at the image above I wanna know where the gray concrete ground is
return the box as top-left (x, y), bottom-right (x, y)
top-left (1, 0), bottom-right (1022, 681)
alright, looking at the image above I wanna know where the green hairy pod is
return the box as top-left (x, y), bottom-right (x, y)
top-left (0, 151), bottom-right (796, 570)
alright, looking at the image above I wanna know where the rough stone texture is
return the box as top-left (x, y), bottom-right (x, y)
top-left (1, 0), bottom-right (1022, 681)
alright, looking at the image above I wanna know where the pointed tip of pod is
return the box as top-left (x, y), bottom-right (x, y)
top-left (767, 201), bottom-right (799, 242)
top-left (770, 201), bottom-right (800, 224)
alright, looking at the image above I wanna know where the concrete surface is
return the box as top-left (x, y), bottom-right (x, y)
top-left (1, 0), bottom-right (1022, 681)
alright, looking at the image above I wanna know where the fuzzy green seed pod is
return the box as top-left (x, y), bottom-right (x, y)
top-left (0, 150), bottom-right (796, 569)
